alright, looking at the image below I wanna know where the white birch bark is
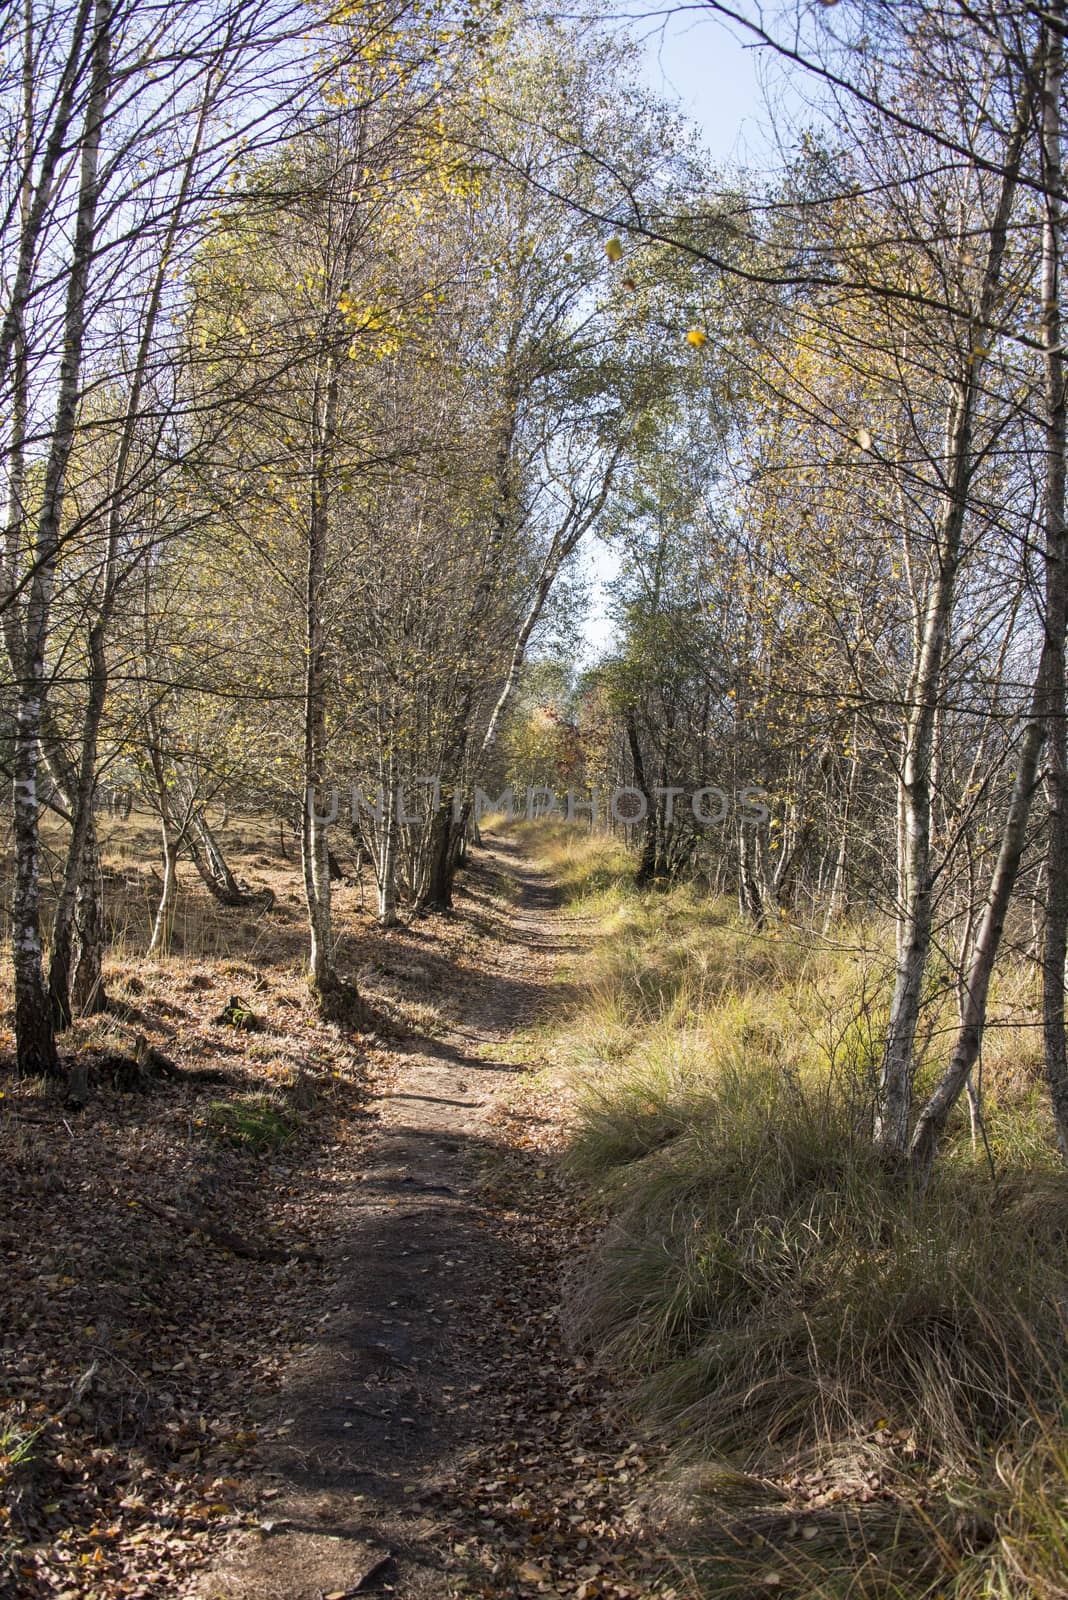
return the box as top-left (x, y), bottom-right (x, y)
top-left (875, 94), bottom-right (1030, 1159)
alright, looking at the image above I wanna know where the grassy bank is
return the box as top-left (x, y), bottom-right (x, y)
top-left (526, 823), bottom-right (1068, 1599)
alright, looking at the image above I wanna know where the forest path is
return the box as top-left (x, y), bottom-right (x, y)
top-left (195, 835), bottom-right (654, 1600)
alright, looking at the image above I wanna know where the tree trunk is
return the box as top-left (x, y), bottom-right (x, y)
top-left (625, 709), bottom-right (657, 886)
top-left (378, 766), bottom-right (400, 927)
top-left (876, 100), bottom-right (1028, 1160)
top-left (47, 623), bottom-right (108, 1027)
top-left (878, 419), bottom-right (966, 1157)
top-left (70, 817), bottom-right (106, 1013)
top-left (11, 685), bottom-right (57, 1073)
top-left (185, 801), bottom-right (256, 907)
top-left (449, 802), bottom-right (471, 879)
top-left (824, 728), bottom-right (860, 932)
top-left (147, 816), bottom-right (179, 957)
top-left (9, 0), bottom-right (110, 1075)
top-left (419, 799), bottom-right (456, 913)
top-left (909, 712), bottom-right (1047, 1181)
top-left (1039, 4), bottom-right (1068, 1159)
top-left (738, 824), bottom-right (765, 927)
top-left (769, 803), bottom-right (812, 914)
top-left (301, 352), bottom-right (346, 1007)
top-left (0, 0), bottom-right (93, 397)
top-left (477, 401), bottom-right (623, 771)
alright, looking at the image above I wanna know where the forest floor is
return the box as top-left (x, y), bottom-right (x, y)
top-left (1, 829), bottom-right (679, 1600)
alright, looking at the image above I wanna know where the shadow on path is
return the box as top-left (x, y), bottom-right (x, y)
top-left (196, 840), bottom-right (587, 1600)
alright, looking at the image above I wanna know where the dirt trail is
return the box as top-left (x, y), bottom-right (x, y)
top-left (197, 836), bottom-right (634, 1600)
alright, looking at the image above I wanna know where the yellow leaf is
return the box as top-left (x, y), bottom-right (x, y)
top-left (686, 327), bottom-right (707, 348)
top-left (604, 236), bottom-right (623, 262)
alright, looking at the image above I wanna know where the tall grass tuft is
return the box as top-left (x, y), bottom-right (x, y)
top-left (536, 824), bottom-right (1068, 1599)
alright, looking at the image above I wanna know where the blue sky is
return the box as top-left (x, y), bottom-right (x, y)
top-left (630, 4), bottom-right (777, 166)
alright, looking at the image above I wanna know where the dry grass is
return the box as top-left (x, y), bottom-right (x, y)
top-left (533, 824), bottom-right (1068, 1600)
top-left (0, 802), bottom-right (502, 1051)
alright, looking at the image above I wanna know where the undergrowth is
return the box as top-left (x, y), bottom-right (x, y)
top-left (206, 1091), bottom-right (295, 1151)
top-left (531, 822), bottom-right (1068, 1599)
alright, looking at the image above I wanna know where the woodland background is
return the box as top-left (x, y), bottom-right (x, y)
top-left (8, 0), bottom-right (1068, 1595)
